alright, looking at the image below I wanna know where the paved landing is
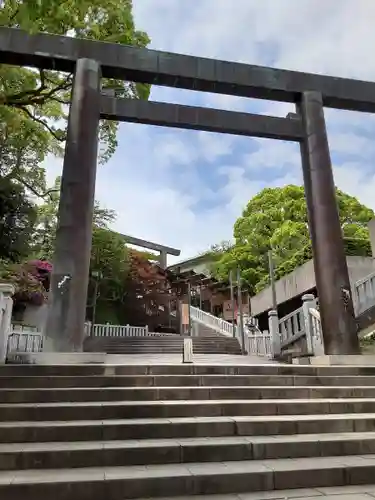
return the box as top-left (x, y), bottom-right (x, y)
top-left (104, 354), bottom-right (275, 365)
top-left (135, 484), bottom-right (375, 498)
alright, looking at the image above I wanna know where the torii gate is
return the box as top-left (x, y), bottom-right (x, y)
top-left (0, 27), bottom-right (369, 354)
top-left (119, 233), bottom-right (180, 269)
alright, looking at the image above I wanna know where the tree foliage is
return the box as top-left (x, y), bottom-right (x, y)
top-left (211, 185), bottom-right (374, 293)
top-left (0, 0), bottom-right (150, 195)
top-left (88, 235), bottom-right (173, 327)
top-left (87, 227), bottom-right (130, 323)
top-left (0, 176), bottom-right (37, 262)
top-left (31, 176), bottom-right (116, 259)
top-left (121, 252), bottom-right (172, 328)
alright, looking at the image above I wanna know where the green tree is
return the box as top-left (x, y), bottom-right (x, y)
top-left (212, 185), bottom-right (374, 293)
top-left (0, 105), bottom-right (58, 197)
top-left (0, 176), bottom-right (37, 262)
top-left (31, 176), bottom-right (116, 259)
top-left (88, 227), bottom-right (130, 324)
top-left (0, 0), bottom-right (150, 195)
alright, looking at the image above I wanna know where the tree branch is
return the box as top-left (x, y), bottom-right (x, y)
top-left (4, 73), bottom-right (72, 108)
top-left (3, 68), bottom-right (48, 104)
top-left (50, 96), bottom-right (71, 105)
top-left (9, 7), bottom-right (20, 23)
top-left (16, 106), bottom-right (66, 142)
top-left (14, 175), bottom-right (59, 200)
top-left (2, 144), bottom-right (57, 200)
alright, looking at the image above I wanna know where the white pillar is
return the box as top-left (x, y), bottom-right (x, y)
top-left (268, 309), bottom-right (280, 358)
top-left (0, 284), bottom-right (15, 364)
top-left (302, 293), bottom-right (315, 354)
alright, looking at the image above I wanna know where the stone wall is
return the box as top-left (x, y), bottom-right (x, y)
top-left (251, 256), bottom-right (375, 317)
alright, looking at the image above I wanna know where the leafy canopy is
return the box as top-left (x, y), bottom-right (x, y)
top-left (0, 0), bottom-right (150, 196)
top-left (210, 185), bottom-right (374, 293)
top-left (0, 177), bottom-right (37, 262)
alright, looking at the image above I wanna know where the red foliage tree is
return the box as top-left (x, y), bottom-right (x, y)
top-left (122, 250), bottom-right (175, 329)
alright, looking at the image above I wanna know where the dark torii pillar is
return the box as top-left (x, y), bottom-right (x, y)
top-left (298, 91), bottom-right (359, 355)
top-left (45, 59), bottom-right (101, 352)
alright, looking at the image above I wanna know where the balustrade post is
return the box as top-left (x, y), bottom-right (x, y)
top-left (263, 330), bottom-right (271, 356)
top-left (0, 284), bottom-right (15, 364)
top-left (193, 321), bottom-right (199, 337)
top-left (268, 310), bottom-right (280, 359)
top-left (302, 294), bottom-right (315, 354)
top-left (312, 318), bottom-right (325, 356)
top-left (262, 332), bottom-right (268, 357)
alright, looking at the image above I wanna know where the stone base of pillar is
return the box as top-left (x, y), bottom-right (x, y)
top-left (7, 351), bottom-right (105, 365)
top-left (293, 354), bottom-right (375, 366)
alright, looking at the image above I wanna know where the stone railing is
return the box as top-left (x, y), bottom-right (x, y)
top-left (245, 329), bottom-right (272, 357)
top-left (354, 270), bottom-right (375, 315)
top-left (269, 294), bottom-right (323, 358)
top-left (90, 323), bottom-right (150, 337)
top-left (6, 324), bottom-right (44, 363)
top-left (190, 306), bottom-right (235, 337)
top-left (279, 306), bottom-right (305, 347)
top-left (190, 306), bottom-right (272, 357)
top-left (265, 267), bottom-right (375, 360)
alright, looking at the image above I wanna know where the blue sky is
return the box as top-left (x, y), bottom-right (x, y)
top-left (46, 0), bottom-right (375, 263)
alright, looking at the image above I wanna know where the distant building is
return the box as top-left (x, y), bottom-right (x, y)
top-left (167, 254), bottom-right (250, 322)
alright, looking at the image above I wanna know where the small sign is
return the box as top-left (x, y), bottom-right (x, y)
top-left (181, 303), bottom-right (189, 325)
top-left (223, 300), bottom-right (250, 320)
top-left (183, 338), bottom-right (193, 363)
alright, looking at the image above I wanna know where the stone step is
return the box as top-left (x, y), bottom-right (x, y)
top-left (3, 374), bottom-right (375, 388)
top-left (5, 386), bottom-right (375, 403)
top-left (85, 339), bottom-right (239, 343)
top-left (3, 413), bottom-right (375, 443)
top-left (95, 344), bottom-right (240, 348)
top-left (3, 364), bottom-right (375, 377)
top-left (1, 455), bottom-right (375, 499)
top-left (2, 399), bottom-right (375, 421)
top-left (132, 484), bottom-right (375, 500)
top-left (3, 374), bottom-right (375, 389)
top-left (85, 337), bottom-right (239, 342)
top-left (3, 432), bottom-right (375, 471)
top-left (85, 348), bottom-right (242, 355)
top-left (84, 336), bottom-right (242, 355)
top-left (96, 349), bottom-right (241, 354)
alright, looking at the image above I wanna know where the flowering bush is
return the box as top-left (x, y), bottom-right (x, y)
top-left (0, 259), bottom-right (51, 306)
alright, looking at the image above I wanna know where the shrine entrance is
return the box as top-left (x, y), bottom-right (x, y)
top-left (1, 27), bottom-right (370, 353)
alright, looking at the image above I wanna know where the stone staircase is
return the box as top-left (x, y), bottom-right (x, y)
top-left (2, 363), bottom-right (375, 498)
top-left (192, 322), bottom-right (226, 337)
top-left (84, 334), bottom-right (242, 355)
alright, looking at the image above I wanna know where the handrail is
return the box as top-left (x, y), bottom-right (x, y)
top-left (355, 270), bottom-right (375, 288)
top-left (279, 306), bottom-right (304, 345)
top-left (279, 307), bottom-right (303, 323)
top-left (309, 307), bottom-right (320, 321)
top-left (354, 270), bottom-right (375, 315)
top-left (190, 306), bottom-right (234, 337)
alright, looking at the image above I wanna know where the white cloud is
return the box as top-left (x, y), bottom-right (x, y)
top-left (244, 140), bottom-right (301, 172)
top-left (42, 0), bottom-right (375, 263)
